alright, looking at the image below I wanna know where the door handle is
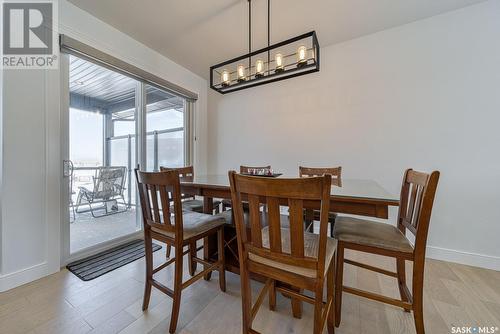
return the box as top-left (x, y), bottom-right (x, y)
top-left (63, 160), bottom-right (73, 177)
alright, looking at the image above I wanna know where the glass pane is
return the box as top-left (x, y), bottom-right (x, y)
top-left (158, 130), bottom-right (184, 168)
top-left (70, 108), bottom-right (103, 168)
top-left (69, 54), bottom-right (140, 254)
top-left (146, 134), bottom-right (155, 172)
top-left (109, 137), bottom-right (128, 167)
top-left (145, 85), bottom-right (185, 171)
top-left (113, 120), bottom-right (135, 137)
top-left (147, 109), bottom-right (183, 130)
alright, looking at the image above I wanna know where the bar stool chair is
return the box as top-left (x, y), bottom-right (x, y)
top-left (333, 169), bottom-right (440, 334)
top-left (160, 166), bottom-right (221, 261)
top-left (221, 165), bottom-right (272, 211)
top-left (299, 166), bottom-right (342, 235)
top-left (229, 171), bottom-right (336, 334)
top-left (135, 169), bottom-right (226, 334)
top-left (160, 166), bottom-right (221, 214)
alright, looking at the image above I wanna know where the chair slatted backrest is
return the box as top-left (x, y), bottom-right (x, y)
top-left (299, 166), bottom-right (342, 187)
top-left (94, 166), bottom-right (127, 199)
top-left (160, 166), bottom-right (194, 200)
top-left (135, 169), bottom-right (184, 242)
top-left (240, 165), bottom-right (271, 174)
top-left (397, 169), bottom-right (440, 257)
top-left (229, 171), bottom-right (332, 278)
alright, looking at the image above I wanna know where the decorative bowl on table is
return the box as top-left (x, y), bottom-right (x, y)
top-left (241, 168), bottom-right (282, 178)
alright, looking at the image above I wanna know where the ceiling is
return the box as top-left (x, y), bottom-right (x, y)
top-left (67, 0), bottom-right (487, 79)
top-left (69, 56), bottom-right (184, 113)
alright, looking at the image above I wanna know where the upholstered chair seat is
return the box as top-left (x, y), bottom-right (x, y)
top-left (333, 216), bottom-right (413, 254)
top-left (151, 211), bottom-right (226, 241)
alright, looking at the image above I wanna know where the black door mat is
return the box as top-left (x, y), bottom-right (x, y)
top-left (67, 239), bottom-right (162, 281)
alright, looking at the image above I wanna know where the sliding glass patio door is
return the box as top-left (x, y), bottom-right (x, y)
top-left (66, 55), bottom-right (142, 255)
top-left (62, 54), bottom-right (189, 260)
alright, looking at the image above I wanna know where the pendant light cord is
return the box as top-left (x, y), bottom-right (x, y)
top-left (247, 0), bottom-right (272, 75)
top-left (248, 0), bottom-right (251, 72)
top-left (267, 0), bottom-right (270, 73)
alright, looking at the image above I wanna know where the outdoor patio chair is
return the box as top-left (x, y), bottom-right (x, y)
top-left (75, 166), bottom-right (129, 218)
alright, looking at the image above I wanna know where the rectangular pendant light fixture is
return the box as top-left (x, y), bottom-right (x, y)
top-left (210, 31), bottom-right (320, 94)
top-left (209, 0), bottom-right (319, 94)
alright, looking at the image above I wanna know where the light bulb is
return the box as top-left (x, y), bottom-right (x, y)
top-left (237, 64), bottom-right (246, 82)
top-left (275, 53), bottom-right (284, 73)
top-left (297, 45), bottom-right (307, 67)
top-left (255, 59), bottom-right (264, 78)
top-left (221, 69), bottom-right (230, 86)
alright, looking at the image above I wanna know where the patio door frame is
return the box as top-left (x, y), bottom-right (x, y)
top-left (60, 51), bottom-right (195, 265)
top-left (60, 55), bottom-right (143, 264)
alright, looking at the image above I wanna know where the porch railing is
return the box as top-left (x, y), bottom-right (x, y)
top-left (104, 127), bottom-right (184, 206)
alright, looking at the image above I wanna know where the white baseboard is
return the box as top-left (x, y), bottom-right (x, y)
top-left (0, 262), bottom-right (55, 292)
top-left (427, 246), bottom-right (500, 271)
top-left (0, 232), bottom-right (144, 292)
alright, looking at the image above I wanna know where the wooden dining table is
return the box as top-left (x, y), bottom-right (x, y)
top-left (180, 174), bottom-right (399, 278)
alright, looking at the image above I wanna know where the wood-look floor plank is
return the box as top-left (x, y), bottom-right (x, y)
top-left (0, 244), bottom-right (498, 334)
top-left (88, 310), bottom-right (137, 334)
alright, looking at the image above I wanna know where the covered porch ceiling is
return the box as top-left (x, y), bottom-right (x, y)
top-left (69, 56), bottom-right (185, 115)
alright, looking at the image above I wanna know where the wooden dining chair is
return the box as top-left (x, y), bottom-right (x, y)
top-left (160, 166), bottom-right (221, 214)
top-left (299, 166), bottom-right (342, 236)
top-left (160, 166), bottom-right (221, 261)
top-left (229, 171), bottom-right (336, 334)
top-left (135, 169), bottom-right (226, 334)
top-left (333, 169), bottom-right (440, 334)
top-left (221, 165), bottom-right (272, 211)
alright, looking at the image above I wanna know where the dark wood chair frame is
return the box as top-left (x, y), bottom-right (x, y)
top-left (229, 171), bottom-right (336, 334)
top-left (160, 166), bottom-right (219, 263)
top-left (334, 169), bottom-right (440, 334)
top-left (135, 169), bottom-right (226, 334)
top-left (299, 166), bottom-right (342, 236)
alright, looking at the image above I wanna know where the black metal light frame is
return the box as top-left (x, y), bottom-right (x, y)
top-left (210, 31), bottom-right (320, 94)
top-left (209, 0), bottom-right (320, 94)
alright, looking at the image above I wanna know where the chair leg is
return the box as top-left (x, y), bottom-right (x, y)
top-left (329, 216), bottom-right (336, 237)
top-left (240, 265), bottom-right (253, 334)
top-left (413, 267), bottom-right (425, 334)
top-left (396, 258), bottom-right (411, 312)
top-left (334, 244), bottom-right (344, 327)
top-left (313, 283), bottom-right (325, 334)
top-left (169, 245), bottom-right (184, 334)
top-left (166, 245), bottom-right (172, 258)
top-left (89, 202), bottom-right (99, 218)
top-left (269, 279), bottom-right (276, 311)
top-left (188, 242), bottom-right (196, 276)
top-left (327, 257), bottom-right (335, 334)
top-left (217, 228), bottom-right (226, 292)
top-left (142, 234), bottom-right (153, 311)
top-left (203, 236), bottom-right (212, 281)
top-left (291, 287), bottom-right (303, 319)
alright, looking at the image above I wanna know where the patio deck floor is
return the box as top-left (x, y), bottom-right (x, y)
top-left (70, 207), bottom-right (140, 253)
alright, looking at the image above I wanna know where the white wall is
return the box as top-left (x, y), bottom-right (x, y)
top-left (0, 0), bottom-right (209, 291)
top-left (208, 0), bottom-right (500, 270)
